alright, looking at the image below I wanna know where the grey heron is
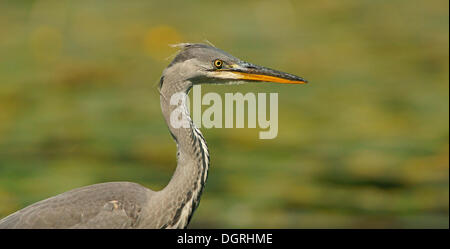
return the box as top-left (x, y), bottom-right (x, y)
top-left (0, 43), bottom-right (307, 228)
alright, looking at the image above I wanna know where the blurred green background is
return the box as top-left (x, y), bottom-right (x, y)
top-left (0, 0), bottom-right (448, 228)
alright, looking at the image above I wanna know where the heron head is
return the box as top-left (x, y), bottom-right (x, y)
top-left (163, 43), bottom-right (307, 86)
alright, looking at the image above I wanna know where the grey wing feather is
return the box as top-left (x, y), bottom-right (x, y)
top-left (0, 182), bottom-right (154, 229)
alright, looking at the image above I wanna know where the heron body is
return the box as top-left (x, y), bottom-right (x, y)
top-left (0, 43), bottom-right (306, 228)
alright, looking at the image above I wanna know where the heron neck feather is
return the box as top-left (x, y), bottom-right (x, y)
top-left (157, 77), bottom-right (209, 228)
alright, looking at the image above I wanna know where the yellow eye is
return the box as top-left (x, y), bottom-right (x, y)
top-left (213, 59), bottom-right (223, 69)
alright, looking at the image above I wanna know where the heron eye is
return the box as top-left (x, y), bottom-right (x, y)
top-left (213, 59), bottom-right (223, 69)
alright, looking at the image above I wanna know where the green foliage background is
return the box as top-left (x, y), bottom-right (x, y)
top-left (0, 0), bottom-right (448, 228)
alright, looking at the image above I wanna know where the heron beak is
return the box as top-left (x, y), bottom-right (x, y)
top-left (213, 62), bottom-right (308, 84)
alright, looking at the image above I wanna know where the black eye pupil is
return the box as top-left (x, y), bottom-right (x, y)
top-left (215, 60), bottom-right (222, 68)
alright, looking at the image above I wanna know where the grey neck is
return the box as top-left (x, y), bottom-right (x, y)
top-left (156, 75), bottom-right (210, 229)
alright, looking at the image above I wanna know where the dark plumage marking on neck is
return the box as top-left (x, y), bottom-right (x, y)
top-left (158, 76), bottom-right (165, 90)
